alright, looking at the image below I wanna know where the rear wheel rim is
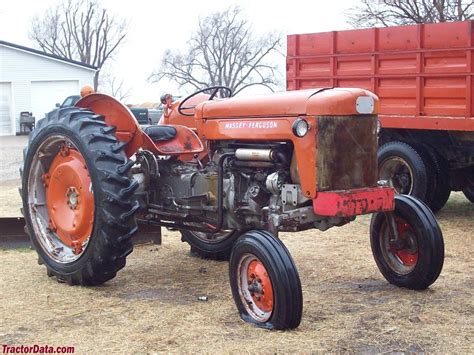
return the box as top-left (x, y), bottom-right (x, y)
top-left (380, 217), bottom-right (418, 274)
top-left (237, 254), bottom-right (274, 322)
top-left (379, 157), bottom-right (414, 194)
top-left (27, 135), bottom-right (94, 263)
top-left (189, 230), bottom-right (234, 244)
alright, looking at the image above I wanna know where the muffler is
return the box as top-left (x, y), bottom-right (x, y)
top-left (235, 148), bottom-right (275, 161)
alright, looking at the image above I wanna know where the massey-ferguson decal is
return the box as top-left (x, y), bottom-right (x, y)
top-left (222, 121), bottom-right (279, 130)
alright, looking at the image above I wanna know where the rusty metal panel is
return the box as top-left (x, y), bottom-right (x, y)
top-left (317, 115), bottom-right (378, 191)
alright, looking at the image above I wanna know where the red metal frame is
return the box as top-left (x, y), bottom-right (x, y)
top-left (287, 20), bottom-right (474, 132)
top-left (313, 187), bottom-right (395, 217)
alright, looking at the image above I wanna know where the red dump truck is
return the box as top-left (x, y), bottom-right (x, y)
top-left (287, 20), bottom-right (474, 212)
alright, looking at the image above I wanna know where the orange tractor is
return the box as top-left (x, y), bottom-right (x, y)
top-left (21, 86), bottom-right (444, 329)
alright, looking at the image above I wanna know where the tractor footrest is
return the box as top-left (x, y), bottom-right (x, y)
top-left (313, 187), bottom-right (395, 217)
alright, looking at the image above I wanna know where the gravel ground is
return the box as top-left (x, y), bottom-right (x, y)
top-left (0, 193), bottom-right (472, 353)
top-left (0, 135), bottom-right (28, 217)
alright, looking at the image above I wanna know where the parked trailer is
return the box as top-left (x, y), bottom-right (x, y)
top-left (287, 20), bottom-right (474, 211)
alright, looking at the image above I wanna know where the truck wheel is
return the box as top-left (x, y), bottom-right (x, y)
top-left (181, 230), bottom-right (240, 261)
top-left (463, 186), bottom-right (474, 203)
top-left (229, 230), bottom-right (302, 330)
top-left (378, 141), bottom-right (428, 200)
top-left (370, 195), bottom-right (444, 290)
top-left (21, 108), bottom-right (139, 285)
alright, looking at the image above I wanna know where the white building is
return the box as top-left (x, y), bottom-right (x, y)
top-left (0, 40), bottom-right (96, 135)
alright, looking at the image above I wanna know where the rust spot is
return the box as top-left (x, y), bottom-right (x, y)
top-left (317, 115), bottom-right (377, 191)
top-left (184, 135), bottom-right (193, 150)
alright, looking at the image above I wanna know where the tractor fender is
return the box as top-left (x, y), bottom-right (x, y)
top-left (76, 93), bottom-right (143, 157)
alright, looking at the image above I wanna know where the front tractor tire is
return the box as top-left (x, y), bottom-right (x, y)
top-left (21, 108), bottom-right (139, 286)
top-left (370, 195), bottom-right (444, 290)
top-left (229, 230), bottom-right (303, 330)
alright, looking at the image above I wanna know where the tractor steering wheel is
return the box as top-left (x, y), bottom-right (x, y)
top-left (178, 86), bottom-right (233, 116)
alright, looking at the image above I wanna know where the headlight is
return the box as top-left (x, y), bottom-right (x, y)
top-left (292, 118), bottom-right (309, 137)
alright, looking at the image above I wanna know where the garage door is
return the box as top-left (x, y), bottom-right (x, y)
top-left (0, 82), bottom-right (13, 135)
top-left (31, 80), bottom-right (79, 120)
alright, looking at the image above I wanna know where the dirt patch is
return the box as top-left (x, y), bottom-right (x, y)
top-left (0, 193), bottom-right (472, 353)
top-left (0, 135), bottom-right (28, 218)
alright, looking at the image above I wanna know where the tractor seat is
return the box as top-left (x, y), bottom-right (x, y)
top-left (143, 125), bottom-right (177, 142)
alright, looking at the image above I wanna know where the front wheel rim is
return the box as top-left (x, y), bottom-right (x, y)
top-left (237, 254), bottom-right (274, 322)
top-left (27, 135), bottom-right (94, 263)
top-left (380, 217), bottom-right (418, 274)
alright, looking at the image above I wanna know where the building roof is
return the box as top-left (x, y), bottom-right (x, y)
top-left (0, 40), bottom-right (97, 71)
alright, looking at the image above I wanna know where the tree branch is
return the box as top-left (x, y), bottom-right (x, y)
top-left (149, 6), bottom-right (282, 95)
top-left (29, 0), bottom-right (128, 90)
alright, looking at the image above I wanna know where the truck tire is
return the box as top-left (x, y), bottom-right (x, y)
top-left (378, 141), bottom-right (428, 202)
top-left (413, 144), bottom-right (451, 213)
top-left (229, 230), bottom-right (302, 329)
top-left (411, 144), bottom-right (437, 209)
top-left (181, 230), bottom-right (240, 261)
top-left (463, 186), bottom-right (474, 203)
top-left (425, 148), bottom-right (451, 212)
top-left (21, 108), bottom-right (139, 285)
top-left (370, 195), bottom-right (444, 290)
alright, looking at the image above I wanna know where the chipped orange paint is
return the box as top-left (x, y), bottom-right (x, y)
top-left (199, 88), bottom-right (378, 118)
top-left (75, 88), bottom-right (380, 199)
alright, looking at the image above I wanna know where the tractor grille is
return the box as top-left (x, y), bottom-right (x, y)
top-left (316, 115), bottom-right (378, 191)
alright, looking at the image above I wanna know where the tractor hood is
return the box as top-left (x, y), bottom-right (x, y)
top-left (200, 88), bottom-right (379, 118)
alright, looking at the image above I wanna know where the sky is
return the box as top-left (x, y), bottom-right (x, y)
top-left (0, 0), bottom-right (357, 103)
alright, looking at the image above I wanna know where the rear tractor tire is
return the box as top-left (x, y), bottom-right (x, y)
top-left (21, 107), bottom-right (139, 285)
top-left (370, 195), bottom-right (444, 290)
top-left (229, 230), bottom-right (303, 330)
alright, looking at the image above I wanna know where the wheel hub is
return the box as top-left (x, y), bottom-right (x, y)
top-left (44, 147), bottom-right (94, 252)
top-left (66, 187), bottom-right (79, 210)
top-left (391, 228), bottom-right (418, 266)
top-left (384, 218), bottom-right (419, 270)
top-left (246, 260), bottom-right (273, 313)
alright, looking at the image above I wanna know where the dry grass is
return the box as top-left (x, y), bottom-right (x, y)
top-left (0, 193), bottom-right (473, 353)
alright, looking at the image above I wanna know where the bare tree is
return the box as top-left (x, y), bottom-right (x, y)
top-left (347, 0), bottom-right (473, 28)
top-left (30, 0), bottom-right (127, 90)
top-left (149, 7), bottom-right (282, 96)
top-left (100, 74), bottom-right (132, 102)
